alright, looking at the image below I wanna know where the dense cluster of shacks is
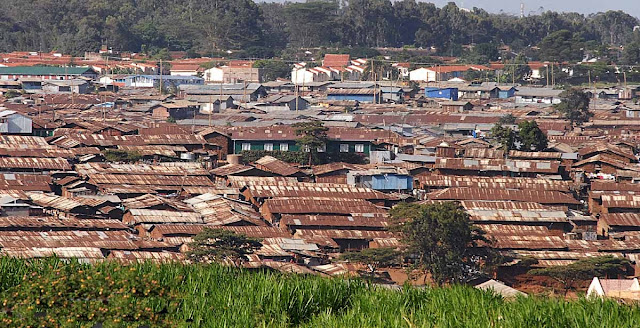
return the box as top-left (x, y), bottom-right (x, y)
top-left (2, 52), bottom-right (640, 282)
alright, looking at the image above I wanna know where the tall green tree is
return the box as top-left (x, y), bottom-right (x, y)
top-left (517, 121), bottom-right (548, 151)
top-left (293, 121), bottom-right (329, 166)
top-left (253, 60), bottom-right (292, 81)
top-left (390, 202), bottom-right (491, 286)
top-left (554, 88), bottom-right (593, 127)
top-left (538, 30), bottom-right (585, 62)
top-left (490, 123), bottom-right (516, 152)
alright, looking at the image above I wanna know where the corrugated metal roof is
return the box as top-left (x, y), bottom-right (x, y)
top-left (264, 198), bottom-right (386, 215)
top-left (280, 214), bottom-right (389, 229)
top-left (246, 184), bottom-right (388, 200)
top-left (0, 247), bottom-right (104, 260)
top-left (124, 209), bottom-right (203, 224)
top-left (226, 176), bottom-right (299, 187)
top-left (419, 175), bottom-right (572, 191)
top-left (429, 188), bottom-right (580, 205)
top-left (600, 213), bottom-right (640, 227)
top-left (294, 229), bottom-right (396, 240)
top-left (254, 156), bottom-right (302, 177)
top-left (0, 217), bottom-right (127, 230)
top-left (468, 208), bottom-right (568, 223)
top-left (76, 162), bottom-right (209, 176)
top-left (0, 157), bottom-right (71, 170)
top-left (435, 158), bottom-right (559, 174)
top-left (89, 174), bottom-right (214, 187)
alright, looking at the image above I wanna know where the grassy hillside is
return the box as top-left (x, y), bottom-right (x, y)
top-left (0, 258), bottom-right (638, 327)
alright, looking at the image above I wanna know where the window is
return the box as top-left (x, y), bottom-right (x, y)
top-left (264, 143), bottom-right (274, 151)
top-left (280, 143), bottom-right (289, 151)
top-left (241, 143), bottom-right (251, 151)
top-left (355, 144), bottom-right (365, 153)
top-left (317, 144), bottom-right (326, 153)
top-left (340, 144), bottom-right (349, 153)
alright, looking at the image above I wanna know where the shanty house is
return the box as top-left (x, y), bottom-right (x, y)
top-left (151, 100), bottom-right (200, 120)
top-left (254, 95), bottom-right (309, 112)
top-left (515, 87), bottom-right (563, 104)
top-left (347, 167), bottom-right (413, 191)
top-left (0, 110), bottom-right (32, 134)
top-left (41, 80), bottom-right (90, 94)
top-left (425, 87), bottom-right (458, 101)
top-left (327, 89), bottom-right (380, 103)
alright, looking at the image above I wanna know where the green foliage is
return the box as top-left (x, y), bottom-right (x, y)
top-left (340, 248), bottom-right (400, 274)
top-left (529, 256), bottom-right (632, 295)
top-left (498, 114), bottom-right (517, 125)
top-left (103, 149), bottom-right (142, 163)
top-left (490, 120), bottom-right (548, 151)
top-left (0, 258), bottom-right (640, 327)
top-left (166, 117), bottom-right (176, 123)
top-left (2, 89), bottom-right (20, 99)
top-left (253, 60), bottom-right (292, 81)
top-left (188, 228), bottom-right (262, 264)
top-left (622, 41), bottom-right (640, 65)
top-left (464, 43), bottom-right (499, 64)
top-left (293, 121), bottom-right (329, 166)
top-left (517, 120), bottom-right (548, 151)
top-left (390, 202), bottom-right (490, 285)
top-left (490, 124), bottom-right (516, 152)
top-left (554, 88), bottom-right (593, 126)
top-left (0, 1), bottom-right (639, 61)
top-left (538, 30), bottom-right (585, 62)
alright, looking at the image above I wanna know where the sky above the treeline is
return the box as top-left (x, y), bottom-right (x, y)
top-left (259, 1), bottom-right (640, 18)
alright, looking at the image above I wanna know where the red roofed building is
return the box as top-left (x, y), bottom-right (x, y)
top-left (169, 63), bottom-right (202, 77)
top-left (323, 54), bottom-right (351, 68)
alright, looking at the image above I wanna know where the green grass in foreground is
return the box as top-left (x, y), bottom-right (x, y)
top-left (0, 258), bottom-right (638, 327)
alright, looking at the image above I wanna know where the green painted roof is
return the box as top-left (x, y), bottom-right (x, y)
top-left (0, 66), bottom-right (96, 75)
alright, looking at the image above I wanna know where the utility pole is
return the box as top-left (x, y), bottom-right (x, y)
top-left (295, 83), bottom-right (299, 113)
top-left (551, 62), bottom-right (555, 88)
top-left (546, 64), bottom-right (549, 86)
top-left (159, 59), bottom-right (163, 95)
top-left (208, 94), bottom-right (212, 127)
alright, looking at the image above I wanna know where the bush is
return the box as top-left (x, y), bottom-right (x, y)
top-left (103, 149), bottom-right (142, 163)
top-left (0, 258), bottom-right (639, 327)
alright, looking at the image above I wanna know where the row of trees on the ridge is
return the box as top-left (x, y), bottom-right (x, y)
top-left (1, 1), bottom-right (640, 64)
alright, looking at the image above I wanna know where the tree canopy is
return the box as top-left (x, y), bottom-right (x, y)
top-left (187, 228), bottom-right (262, 264)
top-left (390, 202), bottom-right (492, 285)
top-left (293, 121), bottom-right (329, 166)
top-left (529, 256), bottom-right (632, 295)
top-left (517, 120), bottom-right (548, 151)
top-left (340, 247), bottom-right (401, 275)
top-left (1, 0), bottom-right (639, 65)
top-left (554, 88), bottom-right (593, 126)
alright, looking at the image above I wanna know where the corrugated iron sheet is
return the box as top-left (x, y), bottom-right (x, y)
top-left (0, 157), bottom-right (71, 170)
top-left (124, 209), bottom-right (203, 224)
top-left (429, 188), bottom-right (580, 205)
top-left (264, 198), bottom-right (386, 215)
